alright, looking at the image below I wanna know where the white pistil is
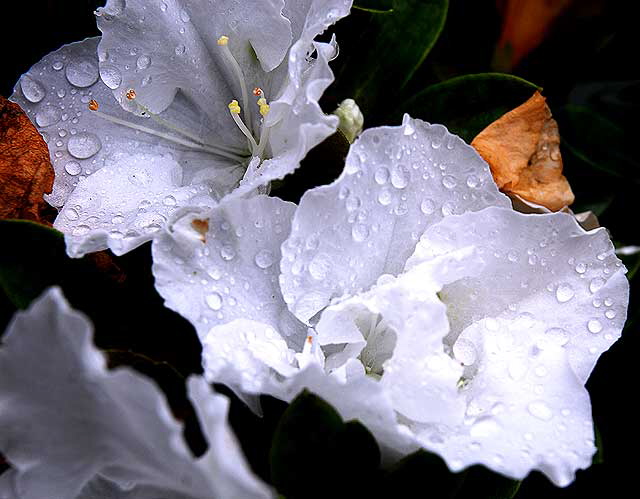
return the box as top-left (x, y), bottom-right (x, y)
top-left (88, 100), bottom-right (245, 161)
top-left (217, 35), bottom-right (252, 131)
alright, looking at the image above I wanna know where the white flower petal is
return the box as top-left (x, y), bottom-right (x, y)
top-left (54, 152), bottom-right (217, 257)
top-left (281, 116), bottom-right (510, 323)
top-left (409, 206), bottom-right (629, 382)
top-left (188, 377), bottom-right (273, 498)
top-left (284, 0), bottom-right (353, 42)
top-left (152, 194), bottom-right (306, 347)
top-left (96, 0), bottom-right (292, 117)
top-left (0, 288), bottom-right (270, 499)
top-left (428, 316), bottom-right (596, 487)
top-left (10, 38), bottom-right (232, 208)
top-left (201, 319), bottom-right (299, 401)
top-left (234, 40), bottom-right (340, 197)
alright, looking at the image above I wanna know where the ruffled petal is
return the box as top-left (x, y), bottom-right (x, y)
top-left (54, 152), bottom-right (218, 257)
top-left (284, 0), bottom-right (353, 42)
top-left (408, 206), bottom-right (629, 382)
top-left (281, 116), bottom-right (510, 323)
top-left (201, 319), bottom-right (300, 402)
top-left (96, 0), bottom-right (291, 119)
top-left (0, 288), bottom-right (270, 499)
top-left (427, 316), bottom-right (596, 487)
top-left (152, 194), bottom-right (307, 347)
top-left (10, 38), bottom-right (234, 208)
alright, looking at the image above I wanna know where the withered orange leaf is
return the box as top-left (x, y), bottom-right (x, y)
top-left (472, 91), bottom-right (574, 212)
top-left (0, 95), bottom-right (55, 224)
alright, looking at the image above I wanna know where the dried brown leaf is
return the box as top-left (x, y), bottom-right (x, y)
top-left (0, 96), bottom-right (55, 224)
top-left (472, 91), bottom-right (574, 212)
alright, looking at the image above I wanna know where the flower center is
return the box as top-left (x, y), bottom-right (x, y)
top-left (357, 313), bottom-right (397, 380)
top-left (86, 35), bottom-right (275, 163)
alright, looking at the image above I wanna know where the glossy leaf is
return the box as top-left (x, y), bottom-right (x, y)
top-left (333, 0), bottom-right (448, 120)
top-left (399, 73), bottom-right (539, 142)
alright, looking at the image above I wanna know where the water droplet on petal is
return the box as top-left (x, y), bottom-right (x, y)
top-left (100, 65), bottom-right (122, 89)
top-left (35, 106), bottom-right (61, 127)
top-left (587, 319), bottom-right (603, 334)
top-left (72, 224), bottom-right (91, 236)
top-left (220, 245), bottom-right (236, 261)
top-left (255, 249), bottom-right (274, 269)
top-left (555, 283), bottom-right (575, 303)
top-left (374, 167), bottom-right (389, 185)
top-left (20, 75), bottom-right (46, 103)
top-left (377, 189), bottom-right (392, 206)
top-left (470, 417), bottom-right (501, 438)
top-left (65, 208), bottom-right (80, 221)
top-left (442, 175), bottom-right (456, 189)
top-left (420, 199), bottom-right (435, 215)
top-left (453, 338), bottom-right (477, 366)
top-left (64, 161), bottom-right (82, 176)
top-left (308, 253), bottom-right (330, 280)
top-left (575, 262), bottom-right (587, 274)
top-left (163, 195), bottom-right (177, 206)
top-left (65, 59), bottom-right (99, 87)
top-left (175, 44), bottom-right (186, 55)
top-left (206, 292), bottom-right (223, 310)
top-left (67, 132), bottom-right (102, 159)
top-left (179, 9), bottom-right (191, 22)
top-left (390, 164), bottom-right (410, 189)
top-left (528, 401), bottom-right (553, 421)
top-left (351, 223), bottom-right (370, 242)
top-left (136, 55), bottom-right (151, 70)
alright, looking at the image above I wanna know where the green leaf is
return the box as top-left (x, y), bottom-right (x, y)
top-left (399, 73), bottom-right (540, 142)
top-left (382, 450), bottom-right (460, 498)
top-left (334, 0), bottom-right (448, 121)
top-left (270, 390), bottom-right (381, 498)
top-left (559, 105), bottom-right (637, 181)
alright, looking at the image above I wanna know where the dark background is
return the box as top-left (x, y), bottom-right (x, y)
top-left (1, 1), bottom-right (638, 497)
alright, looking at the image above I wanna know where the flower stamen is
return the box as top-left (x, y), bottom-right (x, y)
top-left (228, 100), bottom-right (259, 153)
top-left (88, 100), bottom-right (246, 161)
top-left (218, 35), bottom-right (252, 129)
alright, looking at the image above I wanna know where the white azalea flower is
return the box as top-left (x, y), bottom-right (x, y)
top-left (11, 0), bottom-right (352, 257)
top-left (277, 115), bottom-right (629, 486)
top-left (0, 288), bottom-right (272, 499)
top-left (150, 115), bottom-right (628, 485)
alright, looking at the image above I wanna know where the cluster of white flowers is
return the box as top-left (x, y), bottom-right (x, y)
top-left (1, 0), bottom-right (629, 497)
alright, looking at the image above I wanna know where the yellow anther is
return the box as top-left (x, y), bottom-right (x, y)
top-left (228, 100), bottom-right (241, 114)
top-left (217, 35), bottom-right (229, 46)
top-left (259, 104), bottom-right (270, 117)
top-left (126, 89), bottom-right (137, 100)
top-left (88, 99), bottom-right (99, 111)
top-left (257, 97), bottom-right (267, 106)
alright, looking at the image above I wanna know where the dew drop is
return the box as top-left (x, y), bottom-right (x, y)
top-left (179, 9), bottom-right (191, 22)
top-left (206, 292), bottom-right (223, 311)
top-left (67, 132), bottom-right (102, 159)
top-left (470, 417), bottom-right (500, 438)
top-left (220, 245), bottom-right (236, 261)
top-left (390, 164), bottom-right (410, 189)
top-left (175, 44), bottom-right (186, 55)
top-left (453, 338), bottom-right (477, 366)
top-left (99, 65), bottom-right (122, 90)
top-left (575, 262), bottom-right (587, 274)
top-left (162, 195), bottom-right (177, 206)
top-left (111, 215), bottom-right (124, 224)
top-left (35, 106), bottom-right (61, 127)
top-left (605, 309), bottom-right (616, 319)
top-left (527, 401), bottom-right (553, 421)
top-left (442, 175), bottom-right (457, 189)
top-left (19, 75), bottom-right (46, 103)
top-left (555, 283), bottom-right (575, 303)
top-left (466, 175), bottom-right (479, 188)
top-left (65, 208), bottom-right (80, 221)
top-left (52, 61), bottom-right (64, 71)
top-left (136, 55), bottom-right (151, 70)
top-left (64, 161), bottom-right (82, 176)
top-left (72, 224), bottom-right (91, 236)
top-left (254, 249), bottom-right (274, 269)
top-left (351, 223), bottom-right (370, 242)
top-left (65, 59), bottom-right (99, 87)
top-left (587, 319), bottom-right (603, 334)
top-left (374, 167), bottom-right (390, 185)
top-left (420, 199), bottom-right (436, 215)
top-left (377, 189), bottom-right (392, 206)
